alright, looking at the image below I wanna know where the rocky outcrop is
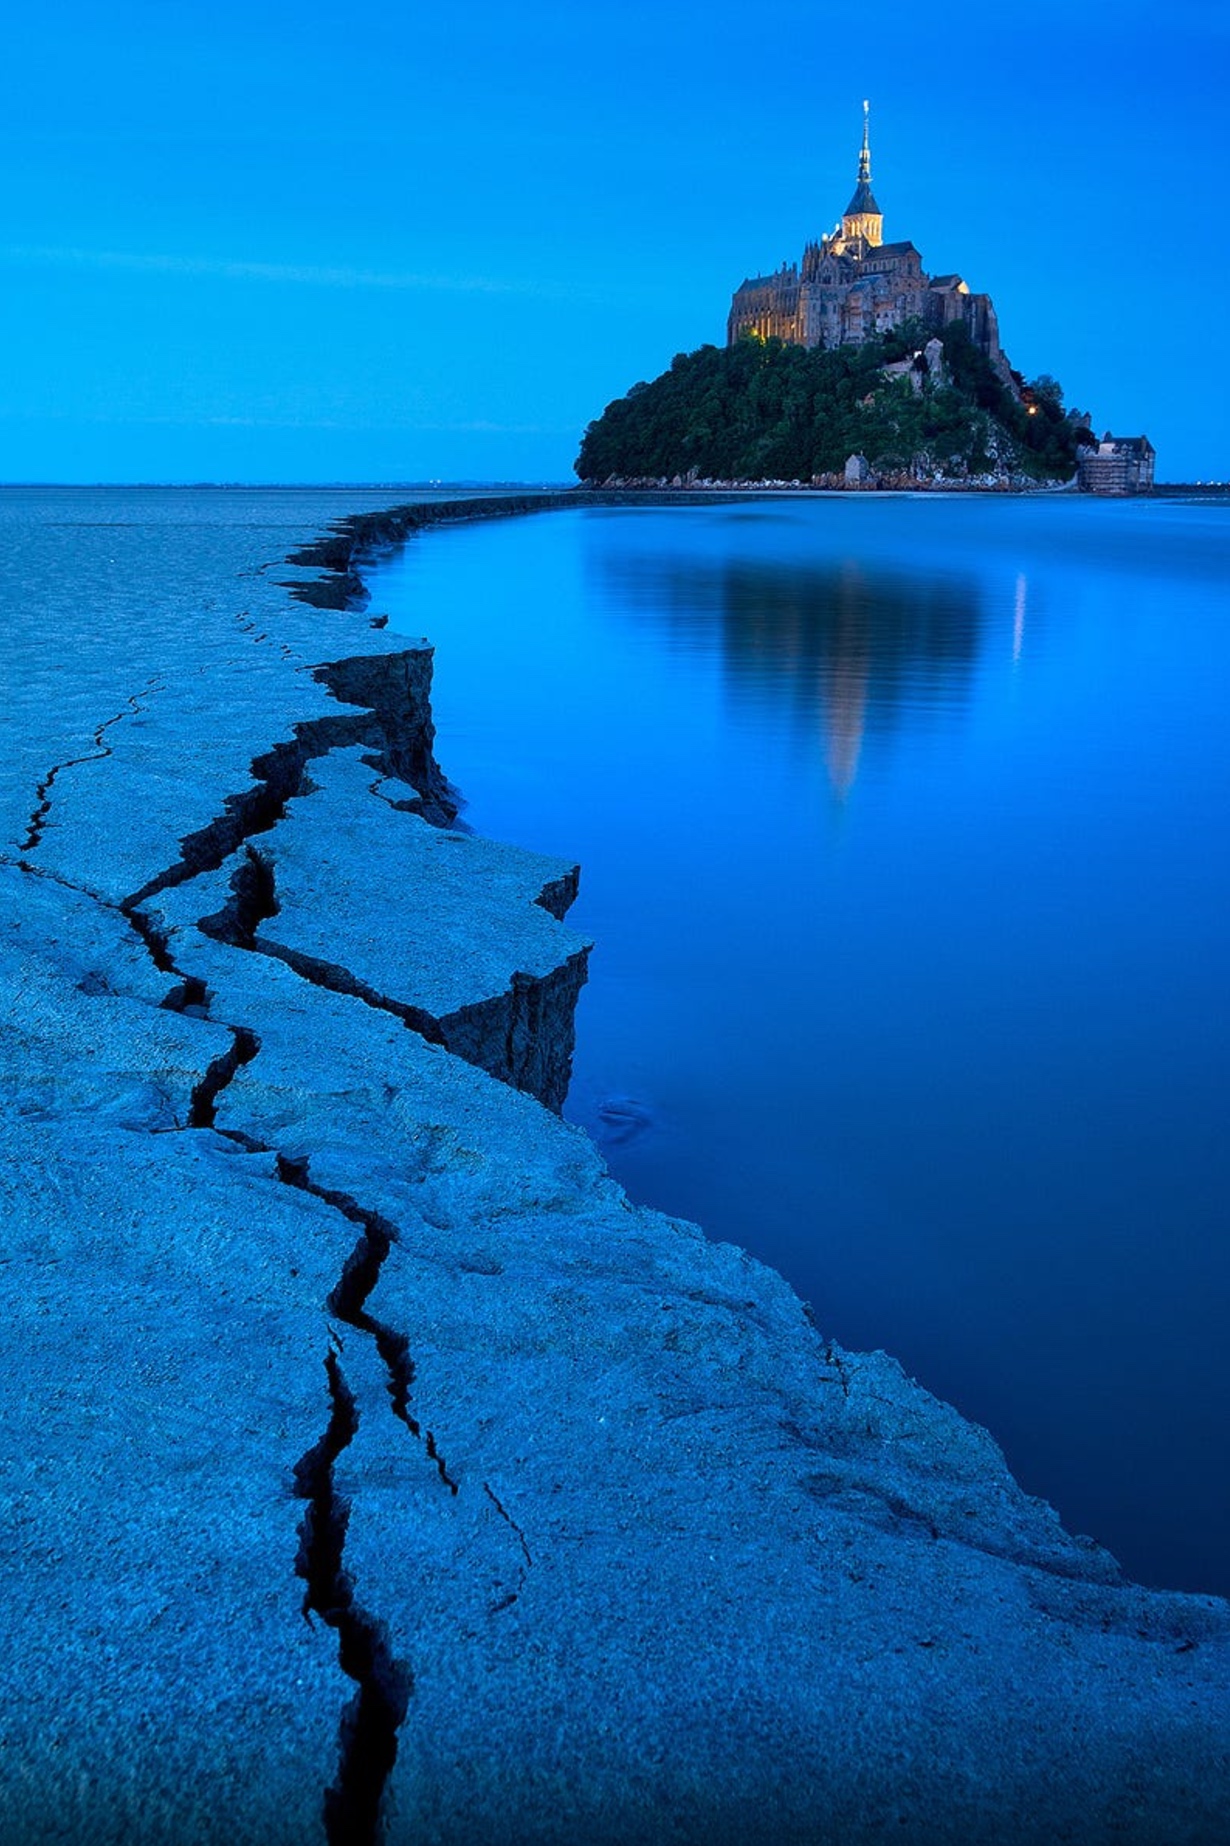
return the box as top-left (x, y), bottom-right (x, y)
top-left (2, 489), bottom-right (1228, 1846)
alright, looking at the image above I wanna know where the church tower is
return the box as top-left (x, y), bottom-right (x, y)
top-left (840, 101), bottom-right (883, 248)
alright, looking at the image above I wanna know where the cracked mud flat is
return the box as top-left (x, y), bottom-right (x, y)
top-left (2, 489), bottom-right (1229, 1846)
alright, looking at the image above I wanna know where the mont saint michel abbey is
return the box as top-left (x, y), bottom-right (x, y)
top-left (728, 105), bottom-right (1009, 381)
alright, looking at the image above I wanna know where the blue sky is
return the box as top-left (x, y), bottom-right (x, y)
top-left (0, 0), bottom-right (1225, 482)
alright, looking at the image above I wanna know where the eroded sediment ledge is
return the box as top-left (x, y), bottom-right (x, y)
top-left (285, 490), bottom-right (585, 610)
top-left (2, 488), bottom-right (1229, 1846)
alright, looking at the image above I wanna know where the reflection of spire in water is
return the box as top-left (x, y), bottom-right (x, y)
top-left (822, 649), bottom-right (869, 798)
top-left (1013, 572), bottom-right (1028, 665)
top-left (820, 566), bottom-right (870, 799)
top-left (590, 543), bottom-right (984, 789)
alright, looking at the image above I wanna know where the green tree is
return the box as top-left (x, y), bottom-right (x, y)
top-left (574, 329), bottom-right (1087, 485)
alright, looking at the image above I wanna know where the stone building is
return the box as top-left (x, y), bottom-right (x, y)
top-left (1077, 434), bottom-right (1156, 494)
top-left (728, 104), bottom-right (1010, 381)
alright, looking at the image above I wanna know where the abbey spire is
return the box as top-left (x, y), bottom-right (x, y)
top-left (841, 100), bottom-right (883, 248)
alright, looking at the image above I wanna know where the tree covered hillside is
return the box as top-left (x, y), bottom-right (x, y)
top-left (576, 323), bottom-right (1091, 484)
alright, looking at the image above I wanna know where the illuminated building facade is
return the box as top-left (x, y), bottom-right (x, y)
top-left (727, 104), bottom-right (1009, 379)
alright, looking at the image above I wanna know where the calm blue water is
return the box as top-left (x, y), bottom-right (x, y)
top-left (367, 494), bottom-right (1230, 1597)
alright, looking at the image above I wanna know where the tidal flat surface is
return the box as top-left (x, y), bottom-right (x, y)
top-left (6, 482), bottom-right (1230, 1841)
top-left (369, 493), bottom-right (1230, 1598)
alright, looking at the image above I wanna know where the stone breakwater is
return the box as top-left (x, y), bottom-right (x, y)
top-left (1, 488), bottom-right (1228, 1846)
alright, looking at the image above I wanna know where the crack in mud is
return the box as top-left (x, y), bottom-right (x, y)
top-left (19, 678), bottom-right (163, 856)
top-left (120, 900), bottom-right (210, 1013)
top-left (189, 1027), bottom-right (261, 1129)
top-left (123, 727), bottom-right (341, 913)
top-left (196, 843), bottom-right (587, 1112)
top-left (218, 921), bottom-right (450, 1046)
top-left (483, 1481), bottom-right (534, 1570)
top-left (294, 1347), bottom-right (413, 1846)
top-left (824, 1342), bottom-right (853, 1400)
top-left (195, 843), bottom-right (446, 1044)
top-left (12, 835), bottom-right (421, 1837)
top-left (113, 838), bottom-right (444, 1842)
top-left (118, 648), bottom-right (455, 919)
top-left (3, 855), bottom-right (119, 903)
top-left (11, 549), bottom-right (587, 1834)
top-left (168, 1119), bottom-right (442, 1837)
top-left (367, 775), bottom-right (427, 818)
top-left (275, 1153), bottom-right (459, 1496)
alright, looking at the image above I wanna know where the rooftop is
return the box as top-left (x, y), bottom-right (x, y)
top-left (844, 180), bottom-right (882, 218)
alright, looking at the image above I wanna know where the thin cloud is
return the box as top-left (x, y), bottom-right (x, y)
top-left (199, 416), bottom-right (575, 435)
top-left (0, 407), bottom-right (576, 435)
top-left (0, 244), bottom-right (529, 295)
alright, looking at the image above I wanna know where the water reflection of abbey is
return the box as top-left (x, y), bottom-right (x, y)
top-left (599, 550), bottom-right (983, 797)
top-left (728, 103), bottom-right (1009, 382)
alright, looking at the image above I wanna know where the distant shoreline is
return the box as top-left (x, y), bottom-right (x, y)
top-left (282, 480), bottom-right (1230, 615)
top-left (0, 476), bottom-right (1222, 493)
